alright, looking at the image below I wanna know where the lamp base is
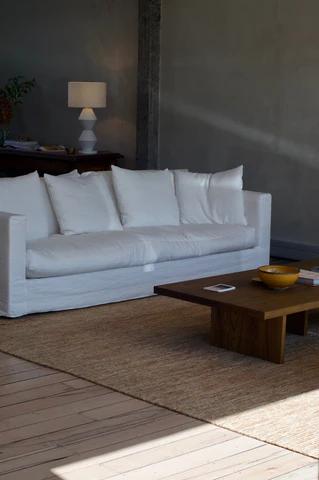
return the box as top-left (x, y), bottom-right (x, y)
top-left (79, 149), bottom-right (97, 155)
top-left (78, 108), bottom-right (98, 155)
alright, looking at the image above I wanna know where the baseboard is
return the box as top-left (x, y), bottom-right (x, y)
top-left (271, 239), bottom-right (319, 261)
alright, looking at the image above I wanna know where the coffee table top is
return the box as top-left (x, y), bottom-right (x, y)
top-left (154, 260), bottom-right (319, 320)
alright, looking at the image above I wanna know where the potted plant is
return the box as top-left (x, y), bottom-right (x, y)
top-left (0, 76), bottom-right (36, 146)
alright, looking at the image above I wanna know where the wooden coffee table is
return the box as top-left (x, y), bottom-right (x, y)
top-left (154, 261), bottom-right (319, 363)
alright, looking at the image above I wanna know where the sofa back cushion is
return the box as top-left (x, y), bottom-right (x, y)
top-left (44, 173), bottom-right (122, 235)
top-left (39, 178), bottom-right (59, 236)
top-left (111, 165), bottom-right (180, 227)
top-left (174, 172), bottom-right (212, 224)
top-left (175, 166), bottom-right (247, 226)
top-left (0, 171), bottom-right (62, 241)
top-left (39, 170), bottom-right (80, 237)
top-left (80, 171), bottom-right (122, 229)
top-left (210, 165), bottom-right (243, 189)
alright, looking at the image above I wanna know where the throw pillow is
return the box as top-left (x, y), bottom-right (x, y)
top-left (175, 166), bottom-right (247, 225)
top-left (211, 165), bottom-right (243, 190)
top-left (111, 165), bottom-right (180, 227)
top-left (44, 173), bottom-right (122, 235)
top-left (80, 171), bottom-right (122, 230)
top-left (208, 187), bottom-right (247, 225)
top-left (175, 171), bottom-right (212, 224)
top-left (40, 170), bottom-right (80, 236)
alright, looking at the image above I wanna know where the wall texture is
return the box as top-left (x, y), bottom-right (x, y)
top-left (0, 0), bottom-right (138, 164)
top-left (159, 0), bottom-right (319, 249)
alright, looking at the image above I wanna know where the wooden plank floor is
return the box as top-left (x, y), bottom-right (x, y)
top-left (0, 351), bottom-right (317, 480)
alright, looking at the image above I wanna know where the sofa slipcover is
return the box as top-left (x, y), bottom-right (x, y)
top-left (0, 190), bottom-right (271, 317)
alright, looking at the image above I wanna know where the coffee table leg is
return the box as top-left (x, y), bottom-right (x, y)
top-left (286, 311), bottom-right (308, 336)
top-left (210, 307), bottom-right (286, 364)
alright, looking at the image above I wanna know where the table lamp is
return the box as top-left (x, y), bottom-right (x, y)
top-left (68, 81), bottom-right (107, 154)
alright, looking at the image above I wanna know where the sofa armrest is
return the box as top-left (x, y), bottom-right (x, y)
top-left (0, 212), bottom-right (27, 317)
top-left (243, 191), bottom-right (272, 252)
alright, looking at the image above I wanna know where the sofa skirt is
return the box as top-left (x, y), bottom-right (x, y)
top-left (5, 246), bottom-right (269, 318)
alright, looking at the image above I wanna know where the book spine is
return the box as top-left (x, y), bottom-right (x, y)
top-left (298, 278), bottom-right (319, 286)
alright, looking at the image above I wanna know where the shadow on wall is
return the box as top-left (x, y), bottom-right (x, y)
top-left (160, 94), bottom-right (319, 247)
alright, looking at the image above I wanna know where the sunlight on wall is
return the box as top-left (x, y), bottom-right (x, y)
top-left (161, 93), bottom-right (319, 169)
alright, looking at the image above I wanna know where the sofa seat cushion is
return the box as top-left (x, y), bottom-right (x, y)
top-left (26, 231), bottom-right (153, 279)
top-left (26, 224), bottom-right (256, 279)
top-left (126, 223), bottom-right (256, 263)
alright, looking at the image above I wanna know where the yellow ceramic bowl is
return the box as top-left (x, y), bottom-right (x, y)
top-left (258, 265), bottom-right (300, 289)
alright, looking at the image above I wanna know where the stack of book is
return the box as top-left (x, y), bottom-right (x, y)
top-left (298, 269), bottom-right (319, 286)
top-left (4, 140), bottom-right (39, 151)
top-left (3, 141), bottom-right (66, 153)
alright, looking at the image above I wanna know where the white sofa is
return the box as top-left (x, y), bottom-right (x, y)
top-left (0, 181), bottom-right (271, 318)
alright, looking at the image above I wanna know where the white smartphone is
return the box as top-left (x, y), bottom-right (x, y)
top-left (203, 284), bottom-right (236, 293)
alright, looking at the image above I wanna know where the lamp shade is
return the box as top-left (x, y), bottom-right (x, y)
top-left (68, 82), bottom-right (107, 108)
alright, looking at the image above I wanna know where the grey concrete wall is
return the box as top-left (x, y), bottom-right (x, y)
top-left (0, 0), bottom-right (138, 165)
top-left (159, 0), bottom-right (319, 246)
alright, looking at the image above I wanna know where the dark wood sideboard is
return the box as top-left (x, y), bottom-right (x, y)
top-left (0, 149), bottom-right (124, 177)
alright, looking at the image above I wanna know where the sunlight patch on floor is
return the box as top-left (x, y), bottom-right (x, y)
top-left (51, 423), bottom-right (213, 478)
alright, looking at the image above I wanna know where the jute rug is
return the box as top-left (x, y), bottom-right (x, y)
top-left (1, 296), bottom-right (319, 458)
